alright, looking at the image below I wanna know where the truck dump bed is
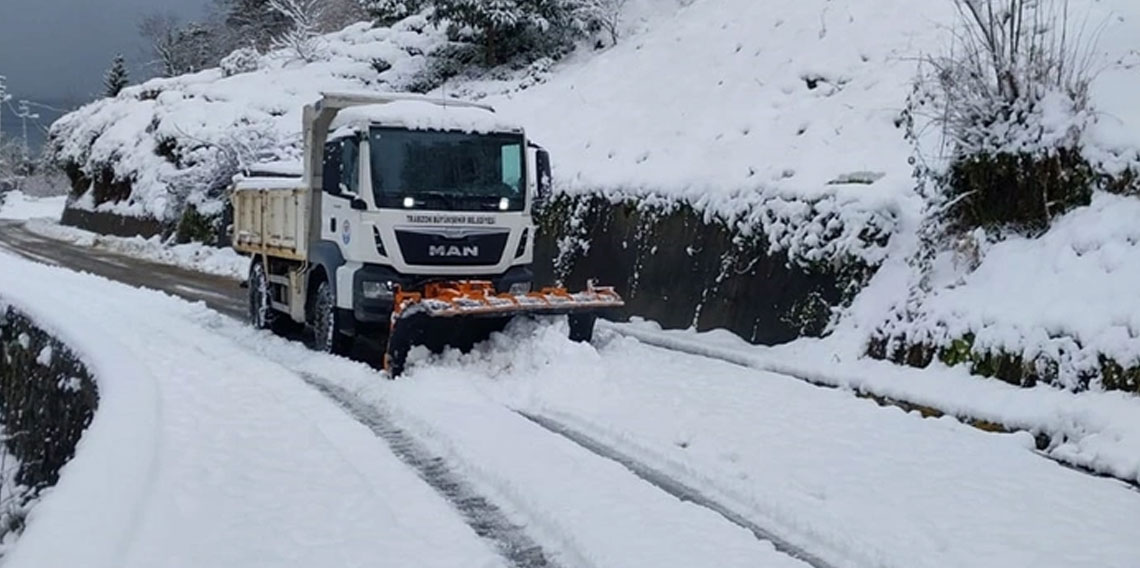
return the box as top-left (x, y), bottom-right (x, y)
top-left (232, 177), bottom-right (309, 261)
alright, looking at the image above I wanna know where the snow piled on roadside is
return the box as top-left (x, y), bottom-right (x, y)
top-left (0, 251), bottom-right (503, 568)
top-left (882, 193), bottom-right (1140, 389)
top-left (0, 192), bottom-right (67, 221)
top-left (608, 318), bottom-right (1140, 485)
top-left (23, 220), bottom-right (248, 280)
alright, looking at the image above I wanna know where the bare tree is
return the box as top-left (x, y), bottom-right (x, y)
top-left (138, 13), bottom-right (181, 77)
top-left (139, 14), bottom-right (219, 76)
top-left (579, 0), bottom-right (628, 46)
top-left (267, 0), bottom-right (326, 62)
top-left (320, 0), bottom-right (370, 31)
top-left (212, 0), bottom-right (291, 52)
top-left (914, 0), bottom-right (1102, 154)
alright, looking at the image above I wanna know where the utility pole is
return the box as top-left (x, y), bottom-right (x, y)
top-left (0, 75), bottom-right (10, 145)
top-left (15, 100), bottom-right (39, 159)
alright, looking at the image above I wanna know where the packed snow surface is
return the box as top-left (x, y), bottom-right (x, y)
top-left (0, 251), bottom-right (504, 568)
top-left (2, 244), bottom-right (1140, 566)
top-left (319, 320), bottom-right (1140, 568)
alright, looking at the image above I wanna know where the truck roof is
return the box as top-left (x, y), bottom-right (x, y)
top-left (329, 99), bottom-right (524, 135)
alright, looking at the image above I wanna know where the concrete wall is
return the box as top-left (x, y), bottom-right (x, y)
top-left (534, 194), bottom-right (872, 345)
top-left (0, 307), bottom-right (97, 535)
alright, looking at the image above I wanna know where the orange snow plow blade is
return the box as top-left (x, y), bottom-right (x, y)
top-left (384, 281), bottom-right (624, 376)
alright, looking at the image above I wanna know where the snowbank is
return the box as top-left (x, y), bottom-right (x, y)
top-left (23, 220), bottom-right (248, 280)
top-left (0, 191), bottom-right (67, 221)
top-left (607, 318), bottom-right (1140, 485)
top-left (889, 193), bottom-right (1140, 389)
top-left (0, 250), bottom-right (503, 568)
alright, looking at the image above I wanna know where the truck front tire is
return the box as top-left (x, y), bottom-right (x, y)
top-left (311, 280), bottom-right (353, 355)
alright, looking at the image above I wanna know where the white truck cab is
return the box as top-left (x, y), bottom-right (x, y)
top-left (232, 92), bottom-right (555, 356)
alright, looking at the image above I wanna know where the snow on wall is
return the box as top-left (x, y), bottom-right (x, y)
top-left (877, 193), bottom-right (1140, 390)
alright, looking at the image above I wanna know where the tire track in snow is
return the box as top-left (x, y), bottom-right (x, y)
top-left (516, 411), bottom-right (839, 568)
top-left (298, 373), bottom-right (562, 568)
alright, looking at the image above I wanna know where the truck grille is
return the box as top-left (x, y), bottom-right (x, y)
top-left (395, 228), bottom-right (509, 267)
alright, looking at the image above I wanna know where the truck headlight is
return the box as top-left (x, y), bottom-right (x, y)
top-left (509, 282), bottom-right (532, 295)
top-left (362, 281), bottom-right (396, 301)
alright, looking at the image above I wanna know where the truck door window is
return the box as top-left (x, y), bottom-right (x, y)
top-left (322, 138), bottom-right (360, 196)
top-left (341, 139), bottom-right (359, 195)
top-left (322, 141), bottom-right (342, 195)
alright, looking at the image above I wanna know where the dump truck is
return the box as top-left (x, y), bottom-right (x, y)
top-left (231, 92), bottom-right (623, 376)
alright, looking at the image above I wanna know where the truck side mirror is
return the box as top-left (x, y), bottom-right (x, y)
top-left (535, 149), bottom-right (552, 205)
top-left (350, 197), bottom-right (367, 211)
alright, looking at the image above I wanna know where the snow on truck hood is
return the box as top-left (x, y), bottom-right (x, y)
top-left (330, 100), bottom-right (524, 135)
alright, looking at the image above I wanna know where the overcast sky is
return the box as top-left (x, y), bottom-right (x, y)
top-left (0, 0), bottom-right (209, 107)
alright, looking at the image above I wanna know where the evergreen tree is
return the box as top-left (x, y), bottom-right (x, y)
top-left (359, 0), bottom-right (425, 25)
top-left (104, 54), bottom-right (130, 97)
top-left (430, 0), bottom-right (588, 65)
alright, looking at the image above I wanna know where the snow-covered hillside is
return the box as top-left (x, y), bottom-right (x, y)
top-left (49, 18), bottom-right (450, 221)
top-left (48, 0), bottom-right (1140, 260)
top-left (42, 0), bottom-right (1140, 388)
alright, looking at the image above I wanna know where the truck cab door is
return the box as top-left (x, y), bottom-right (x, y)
top-left (320, 136), bottom-right (364, 255)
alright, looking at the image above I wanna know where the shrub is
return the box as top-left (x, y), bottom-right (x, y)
top-left (430, 0), bottom-right (589, 66)
top-left (175, 204), bottom-right (222, 244)
top-left (220, 47), bottom-right (262, 77)
top-left (360, 0), bottom-right (427, 25)
top-left (905, 0), bottom-right (1100, 235)
top-left (944, 148), bottom-right (1093, 233)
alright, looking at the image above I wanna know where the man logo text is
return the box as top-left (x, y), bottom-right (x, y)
top-left (429, 245), bottom-right (479, 257)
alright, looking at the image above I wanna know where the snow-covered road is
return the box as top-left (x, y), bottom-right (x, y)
top-left (1, 236), bottom-right (1139, 567)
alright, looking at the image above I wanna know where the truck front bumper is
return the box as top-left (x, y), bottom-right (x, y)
top-left (350, 264), bottom-right (535, 327)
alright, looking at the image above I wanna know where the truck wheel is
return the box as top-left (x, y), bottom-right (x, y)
top-left (568, 313), bottom-right (597, 343)
top-left (311, 280), bottom-right (353, 355)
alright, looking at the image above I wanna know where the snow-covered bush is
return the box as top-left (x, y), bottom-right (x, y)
top-left (360, 0), bottom-right (428, 24)
top-left (47, 19), bottom-right (449, 222)
top-left (220, 47), bottom-right (262, 77)
top-left (576, 0), bottom-right (628, 45)
top-left (430, 0), bottom-right (590, 65)
top-left (906, 0), bottom-right (1100, 235)
top-left (868, 194), bottom-right (1140, 394)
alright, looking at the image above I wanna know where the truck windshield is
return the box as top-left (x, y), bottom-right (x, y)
top-left (369, 127), bottom-right (525, 212)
